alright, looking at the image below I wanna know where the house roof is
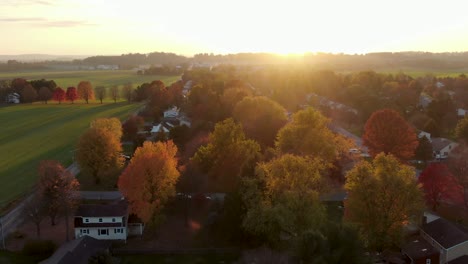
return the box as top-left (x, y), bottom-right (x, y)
top-left (421, 218), bottom-right (468, 249)
top-left (431, 137), bottom-right (456, 152)
top-left (75, 200), bottom-right (128, 218)
top-left (402, 236), bottom-right (439, 260)
top-left (40, 236), bottom-right (111, 264)
top-left (448, 255), bottom-right (468, 264)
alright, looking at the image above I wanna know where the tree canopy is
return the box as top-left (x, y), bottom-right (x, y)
top-left (76, 127), bottom-right (123, 184)
top-left (419, 163), bottom-right (462, 211)
top-left (233, 96), bottom-right (287, 147)
top-left (363, 109), bottom-right (418, 161)
top-left (345, 153), bottom-right (424, 251)
top-left (90, 117), bottom-right (123, 141)
top-left (118, 141), bottom-right (180, 227)
top-left (192, 118), bottom-right (261, 192)
top-left (77, 81), bottom-right (94, 103)
top-left (456, 116), bottom-right (468, 143)
top-left (242, 154), bottom-right (327, 246)
top-left (275, 107), bottom-right (350, 165)
top-left (38, 160), bottom-right (80, 226)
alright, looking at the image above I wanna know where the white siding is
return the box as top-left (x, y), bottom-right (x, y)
top-left (75, 227), bottom-right (127, 240)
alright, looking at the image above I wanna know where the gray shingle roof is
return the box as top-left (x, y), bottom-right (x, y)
top-left (422, 218), bottom-right (468, 249)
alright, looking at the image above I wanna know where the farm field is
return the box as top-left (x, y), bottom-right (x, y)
top-left (0, 70), bottom-right (180, 88)
top-left (0, 102), bottom-right (142, 209)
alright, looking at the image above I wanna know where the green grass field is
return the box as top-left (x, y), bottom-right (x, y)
top-left (0, 70), bottom-right (180, 88)
top-left (0, 102), bottom-right (142, 209)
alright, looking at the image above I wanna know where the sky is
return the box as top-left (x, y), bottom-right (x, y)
top-left (1, 0), bottom-right (468, 56)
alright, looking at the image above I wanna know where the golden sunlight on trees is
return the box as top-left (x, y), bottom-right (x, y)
top-left (233, 96), bottom-right (287, 148)
top-left (242, 154), bottom-right (327, 246)
top-left (192, 118), bottom-right (260, 192)
top-left (345, 153), bottom-right (424, 251)
top-left (90, 117), bottom-right (123, 141)
top-left (118, 141), bottom-right (180, 227)
top-left (77, 81), bottom-right (94, 104)
top-left (76, 127), bottom-right (123, 184)
top-left (275, 107), bottom-right (350, 165)
top-left (363, 109), bottom-right (418, 161)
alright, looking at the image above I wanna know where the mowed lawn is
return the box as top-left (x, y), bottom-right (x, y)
top-left (0, 102), bottom-right (142, 209)
top-left (0, 70), bottom-right (180, 88)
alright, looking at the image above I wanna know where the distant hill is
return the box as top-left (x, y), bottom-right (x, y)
top-left (0, 54), bottom-right (90, 62)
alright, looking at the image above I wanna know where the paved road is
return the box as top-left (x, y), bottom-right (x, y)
top-left (329, 122), bottom-right (369, 154)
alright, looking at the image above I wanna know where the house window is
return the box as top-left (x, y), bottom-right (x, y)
top-left (80, 229), bottom-right (89, 234)
top-left (85, 218), bottom-right (89, 223)
top-left (114, 228), bottom-right (120, 234)
top-left (98, 229), bottom-right (108, 236)
top-left (426, 259), bottom-right (431, 264)
top-left (112, 218), bottom-right (116, 222)
top-left (99, 218), bottom-right (103, 223)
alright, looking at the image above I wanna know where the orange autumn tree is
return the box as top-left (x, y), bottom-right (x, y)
top-left (118, 141), bottom-right (180, 227)
top-left (363, 109), bottom-right (418, 161)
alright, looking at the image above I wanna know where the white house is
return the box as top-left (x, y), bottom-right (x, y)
top-left (74, 201), bottom-right (129, 241)
top-left (151, 123), bottom-right (170, 135)
top-left (5, 92), bottom-right (20, 103)
top-left (458, 108), bottom-right (467, 118)
top-left (164, 106), bottom-right (180, 118)
top-left (431, 138), bottom-right (459, 160)
top-left (420, 213), bottom-right (468, 264)
top-left (418, 131), bottom-right (432, 142)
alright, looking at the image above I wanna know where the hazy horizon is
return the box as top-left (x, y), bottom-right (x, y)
top-left (2, 0), bottom-right (468, 56)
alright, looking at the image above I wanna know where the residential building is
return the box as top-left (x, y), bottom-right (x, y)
top-left (457, 109), bottom-right (467, 118)
top-left (420, 215), bottom-right (468, 264)
top-left (402, 236), bottom-right (440, 264)
top-left (164, 106), bottom-right (180, 118)
top-left (431, 138), bottom-right (458, 160)
top-left (5, 92), bottom-right (20, 103)
top-left (74, 200), bottom-right (129, 241)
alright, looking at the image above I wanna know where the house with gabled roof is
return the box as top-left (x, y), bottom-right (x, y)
top-left (431, 138), bottom-right (458, 160)
top-left (74, 200), bottom-right (129, 241)
top-left (39, 236), bottom-right (111, 264)
top-left (420, 215), bottom-right (468, 264)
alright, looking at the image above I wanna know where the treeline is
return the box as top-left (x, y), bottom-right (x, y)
top-left (82, 52), bottom-right (188, 68)
top-left (5, 51), bottom-right (468, 72)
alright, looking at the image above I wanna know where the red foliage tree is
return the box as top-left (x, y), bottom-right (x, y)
top-left (448, 145), bottom-right (468, 209)
top-left (419, 163), bottom-right (463, 211)
top-left (363, 109), bottom-right (418, 161)
top-left (52, 87), bottom-right (66, 104)
top-left (122, 115), bottom-right (144, 141)
top-left (66, 87), bottom-right (78, 103)
top-left (38, 160), bottom-right (80, 226)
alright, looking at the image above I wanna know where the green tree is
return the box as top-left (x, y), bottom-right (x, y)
top-left (345, 153), bottom-right (424, 251)
top-left (123, 83), bottom-right (133, 103)
top-left (414, 136), bottom-right (433, 164)
top-left (110, 85), bottom-right (119, 103)
top-left (76, 128), bottom-right (123, 185)
top-left (275, 107), bottom-right (350, 166)
top-left (296, 223), bottom-right (370, 264)
top-left (192, 118), bottom-right (260, 192)
top-left (233, 96), bottom-right (287, 148)
top-left (242, 154), bottom-right (327, 246)
top-left (95, 86), bottom-right (106, 104)
top-left (456, 116), bottom-right (468, 143)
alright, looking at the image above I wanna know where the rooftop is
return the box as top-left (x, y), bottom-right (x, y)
top-left (75, 200), bottom-right (128, 218)
top-left (422, 218), bottom-right (468, 249)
